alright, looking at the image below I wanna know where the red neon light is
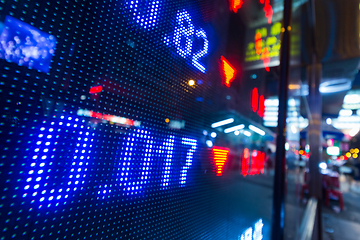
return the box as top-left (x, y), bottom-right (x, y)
top-left (255, 32), bottom-right (262, 55)
top-left (257, 95), bottom-right (265, 117)
top-left (259, 151), bottom-right (265, 174)
top-left (78, 109), bottom-right (140, 127)
top-left (221, 56), bottom-right (237, 88)
top-left (212, 147), bottom-right (230, 176)
top-left (250, 150), bottom-right (259, 175)
top-left (241, 148), bottom-right (250, 177)
top-left (242, 149), bottom-right (265, 176)
top-left (252, 88), bottom-right (259, 112)
top-left (89, 85), bottom-right (103, 94)
top-left (230, 0), bottom-right (243, 13)
top-left (263, 0), bottom-right (273, 24)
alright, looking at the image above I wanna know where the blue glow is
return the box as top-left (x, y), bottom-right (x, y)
top-left (192, 28), bottom-right (208, 73)
top-left (161, 135), bottom-right (175, 189)
top-left (119, 129), bottom-right (153, 195)
top-left (0, 16), bottom-right (57, 72)
top-left (22, 115), bottom-right (93, 208)
top-left (127, 0), bottom-right (161, 30)
top-left (179, 138), bottom-right (197, 186)
top-left (173, 10), bottom-right (194, 58)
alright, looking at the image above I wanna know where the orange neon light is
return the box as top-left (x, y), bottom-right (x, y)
top-left (261, 47), bottom-right (270, 72)
top-left (220, 56), bottom-right (237, 88)
top-left (230, 0), bottom-right (243, 13)
top-left (255, 32), bottom-right (262, 55)
top-left (212, 147), bottom-right (230, 176)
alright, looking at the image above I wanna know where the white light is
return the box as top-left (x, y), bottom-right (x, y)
top-left (290, 125), bottom-right (297, 134)
top-left (326, 146), bottom-right (340, 156)
top-left (339, 109), bottom-right (353, 117)
top-left (224, 124), bottom-right (245, 133)
top-left (344, 94), bottom-right (360, 104)
top-left (326, 118), bottom-right (332, 125)
top-left (349, 127), bottom-right (359, 137)
top-left (319, 79), bottom-right (352, 93)
top-left (264, 121), bottom-right (278, 127)
top-left (234, 130), bottom-right (240, 135)
top-left (203, 130), bottom-right (208, 136)
top-left (210, 132), bottom-right (217, 138)
top-left (206, 140), bottom-right (213, 148)
top-left (211, 118), bottom-right (234, 128)
top-left (288, 99), bottom-right (296, 107)
top-left (243, 130), bottom-right (251, 137)
top-left (249, 125), bottom-right (265, 136)
top-left (357, 109), bottom-right (360, 116)
top-left (319, 162), bottom-right (327, 170)
top-left (265, 99), bottom-right (279, 107)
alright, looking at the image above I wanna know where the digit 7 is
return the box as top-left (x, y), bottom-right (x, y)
top-left (179, 138), bottom-right (197, 186)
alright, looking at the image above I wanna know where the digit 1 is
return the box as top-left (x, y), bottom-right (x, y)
top-left (161, 135), bottom-right (175, 189)
top-left (179, 138), bottom-right (197, 186)
top-left (173, 10), bottom-right (194, 58)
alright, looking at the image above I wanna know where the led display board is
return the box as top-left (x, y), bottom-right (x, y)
top-left (244, 22), bottom-right (281, 70)
top-left (0, 0), bottom-right (273, 239)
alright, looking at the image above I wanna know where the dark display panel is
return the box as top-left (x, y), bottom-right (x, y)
top-left (0, 0), bottom-right (273, 239)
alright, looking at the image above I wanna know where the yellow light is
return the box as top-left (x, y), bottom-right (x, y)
top-left (299, 150), bottom-right (304, 155)
top-left (288, 84), bottom-right (300, 90)
top-left (346, 152), bottom-right (351, 158)
top-left (340, 156), bottom-right (344, 160)
top-left (355, 148), bottom-right (359, 153)
top-left (165, 118), bottom-right (170, 123)
top-left (353, 153), bottom-right (358, 158)
top-left (350, 149), bottom-right (354, 153)
top-left (188, 79), bottom-right (195, 86)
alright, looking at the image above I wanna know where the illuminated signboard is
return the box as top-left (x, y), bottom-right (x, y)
top-left (221, 56), bottom-right (237, 87)
top-left (0, 0), bottom-right (272, 239)
top-left (244, 22), bottom-right (281, 70)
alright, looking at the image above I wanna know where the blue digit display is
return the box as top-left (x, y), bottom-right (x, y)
top-left (22, 116), bottom-right (93, 208)
top-left (192, 28), bottom-right (209, 73)
top-left (161, 135), bottom-right (175, 189)
top-left (127, 0), bottom-right (161, 29)
top-left (179, 138), bottom-right (197, 186)
top-left (120, 129), bottom-right (153, 195)
top-left (128, 1), bottom-right (209, 73)
top-left (173, 10), bottom-right (195, 58)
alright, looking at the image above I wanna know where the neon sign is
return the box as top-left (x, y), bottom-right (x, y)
top-left (127, 1), bottom-right (209, 73)
top-left (221, 56), bottom-right (237, 87)
top-left (230, 0), bottom-right (243, 13)
top-left (212, 147), bottom-right (230, 176)
top-left (251, 88), bottom-right (265, 117)
top-left (245, 22), bottom-right (281, 70)
top-left (229, 0), bottom-right (272, 24)
top-left (242, 149), bottom-right (265, 177)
